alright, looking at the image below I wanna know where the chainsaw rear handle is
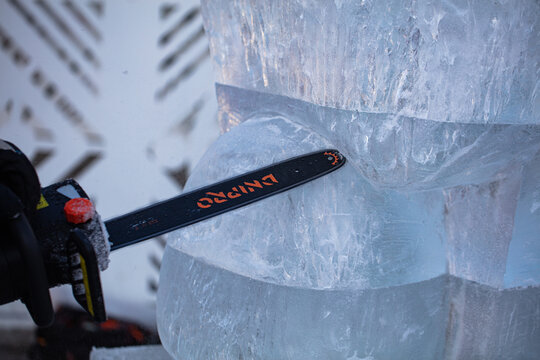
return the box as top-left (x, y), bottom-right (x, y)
top-left (9, 212), bottom-right (54, 326)
top-left (0, 184), bottom-right (54, 326)
top-left (0, 140), bottom-right (107, 326)
top-left (0, 180), bottom-right (107, 326)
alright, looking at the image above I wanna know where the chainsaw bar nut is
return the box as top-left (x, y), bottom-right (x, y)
top-left (64, 198), bottom-right (94, 224)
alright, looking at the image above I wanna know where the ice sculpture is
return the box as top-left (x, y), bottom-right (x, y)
top-left (157, 0), bottom-right (540, 359)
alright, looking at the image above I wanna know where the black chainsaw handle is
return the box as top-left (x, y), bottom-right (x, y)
top-left (12, 212), bottom-right (54, 326)
top-left (0, 184), bottom-right (54, 326)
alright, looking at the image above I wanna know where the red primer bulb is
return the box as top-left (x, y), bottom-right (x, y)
top-left (64, 198), bottom-right (94, 224)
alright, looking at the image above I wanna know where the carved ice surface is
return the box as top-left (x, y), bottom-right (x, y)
top-left (157, 0), bottom-right (540, 359)
top-left (163, 116), bottom-right (448, 290)
top-left (158, 93), bottom-right (540, 359)
top-left (214, 86), bottom-right (540, 192)
top-left (201, 0), bottom-right (538, 124)
top-left (159, 251), bottom-right (540, 360)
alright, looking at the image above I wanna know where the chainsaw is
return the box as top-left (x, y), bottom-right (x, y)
top-left (0, 149), bottom-right (345, 326)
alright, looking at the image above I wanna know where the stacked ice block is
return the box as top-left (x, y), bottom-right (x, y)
top-left (157, 1), bottom-right (540, 359)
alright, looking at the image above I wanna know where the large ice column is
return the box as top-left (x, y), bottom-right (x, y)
top-left (157, 0), bottom-right (540, 359)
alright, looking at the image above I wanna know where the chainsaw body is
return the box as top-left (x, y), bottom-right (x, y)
top-left (0, 179), bottom-right (107, 326)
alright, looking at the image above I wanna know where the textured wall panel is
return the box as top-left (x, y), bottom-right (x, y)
top-left (0, 0), bottom-right (219, 327)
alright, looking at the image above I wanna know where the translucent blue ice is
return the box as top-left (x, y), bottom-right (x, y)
top-left (158, 0), bottom-right (540, 358)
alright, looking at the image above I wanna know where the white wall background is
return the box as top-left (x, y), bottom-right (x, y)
top-left (0, 0), bottom-right (219, 328)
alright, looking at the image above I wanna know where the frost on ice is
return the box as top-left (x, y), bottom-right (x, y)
top-left (157, 0), bottom-right (540, 359)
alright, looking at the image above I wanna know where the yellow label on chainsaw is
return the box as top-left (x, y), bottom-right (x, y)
top-left (36, 194), bottom-right (49, 210)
